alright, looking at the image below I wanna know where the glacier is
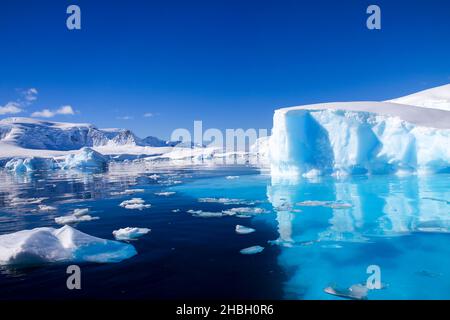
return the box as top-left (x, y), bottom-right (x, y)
top-left (269, 101), bottom-right (450, 177)
top-left (0, 225), bottom-right (137, 266)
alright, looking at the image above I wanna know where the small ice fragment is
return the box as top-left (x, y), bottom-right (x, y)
top-left (324, 284), bottom-right (368, 300)
top-left (225, 176), bottom-right (240, 180)
top-left (240, 245), bottom-right (264, 255)
top-left (120, 198), bottom-right (151, 210)
top-left (38, 205), bottom-right (57, 211)
top-left (155, 192), bottom-right (176, 196)
top-left (188, 210), bottom-right (223, 218)
top-left (73, 208), bottom-right (89, 217)
top-left (171, 209), bottom-right (181, 213)
top-left (113, 227), bottom-right (151, 241)
top-left (235, 225), bottom-right (256, 234)
top-left (55, 214), bottom-right (99, 225)
top-left (111, 189), bottom-right (145, 196)
top-left (149, 174), bottom-right (160, 180)
top-left (222, 207), bottom-right (268, 215)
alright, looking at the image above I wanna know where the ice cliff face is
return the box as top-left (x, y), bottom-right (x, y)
top-left (0, 117), bottom-right (172, 150)
top-left (269, 100), bottom-right (450, 177)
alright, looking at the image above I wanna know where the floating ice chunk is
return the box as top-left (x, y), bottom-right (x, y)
top-left (60, 147), bottom-right (108, 171)
top-left (10, 197), bottom-right (48, 206)
top-left (5, 157), bottom-right (58, 173)
top-left (198, 197), bottom-right (256, 205)
top-left (171, 209), bottom-right (181, 213)
top-left (222, 207), bottom-right (269, 216)
top-left (188, 210), bottom-right (224, 218)
top-left (323, 284), bottom-right (368, 300)
top-left (149, 174), bottom-right (160, 180)
top-left (73, 208), bottom-right (90, 217)
top-left (119, 198), bottom-right (151, 210)
top-left (55, 214), bottom-right (99, 225)
top-left (38, 205), bottom-right (57, 211)
top-left (235, 225), bottom-right (256, 234)
top-left (112, 227), bottom-right (151, 241)
top-left (225, 176), bottom-right (240, 180)
top-left (111, 189), bottom-right (145, 196)
top-left (240, 245), bottom-right (264, 255)
top-left (0, 225), bottom-right (136, 266)
top-left (155, 192), bottom-right (175, 196)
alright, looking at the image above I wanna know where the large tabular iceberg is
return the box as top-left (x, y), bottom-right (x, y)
top-left (0, 225), bottom-right (137, 266)
top-left (269, 100), bottom-right (450, 177)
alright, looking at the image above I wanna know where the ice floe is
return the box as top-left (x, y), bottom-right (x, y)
top-left (38, 205), bottom-right (57, 211)
top-left (188, 210), bottom-right (225, 218)
top-left (55, 208), bottom-right (99, 225)
top-left (0, 225), bottom-right (136, 266)
top-left (119, 198), bottom-right (151, 210)
top-left (296, 200), bottom-right (353, 209)
top-left (225, 176), bottom-right (240, 180)
top-left (240, 245), bottom-right (264, 255)
top-left (112, 227), bottom-right (151, 241)
top-left (235, 225), bottom-right (256, 234)
top-left (154, 192), bottom-right (176, 196)
top-left (111, 189), bottom-right (145, 196)
top-left (222, 207), bottom-right (269, 216)
top-left (323, 284), bottom-right (368, 300)
top-left (198, 197), bottom-right (258, 205)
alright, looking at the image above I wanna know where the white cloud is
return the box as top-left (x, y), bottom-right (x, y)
top-left (23, 88), bottom-right (38, 102)
top-left (116, 116), bottom-right (133, 120)
top-left (143, 112), bottom-right (154, 118)
top-left (31, 105), bottom-right (76, 118)
top-left (0, 102), bottom-right (23, 115)
top-left (56, 105), bottom-right (75, 115)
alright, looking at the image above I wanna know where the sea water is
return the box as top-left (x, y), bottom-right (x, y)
top-left (0, 164), bottom-right (448, 299)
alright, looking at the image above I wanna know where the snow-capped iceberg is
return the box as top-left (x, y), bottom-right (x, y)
top-left (269, 101), bottom-right (450, 177)
top-left (5, 157), bottom-right (58, 173)
top-left (59, 147), bottom-right (108, 171)
top-left (112, 227), bottom-right (151, 241)
top-left (0, 225), bottom-right (137, 266)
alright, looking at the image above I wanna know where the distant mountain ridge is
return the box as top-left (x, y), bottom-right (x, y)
top-left (0, 117), bottom-right (177, 151)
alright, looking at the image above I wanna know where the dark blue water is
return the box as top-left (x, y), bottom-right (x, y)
top-left (0, 165), bottom-right (449, 299)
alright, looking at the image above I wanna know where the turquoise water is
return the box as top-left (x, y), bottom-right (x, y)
top-left (0, 165), bottom-right (449, 299)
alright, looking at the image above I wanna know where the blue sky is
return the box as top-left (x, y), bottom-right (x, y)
top-left (0, 0), bottom-right (449, 139)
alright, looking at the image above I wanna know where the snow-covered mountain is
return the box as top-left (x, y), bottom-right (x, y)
top-left (0, 117), bottom-right (175, 151)
top-left (388, 83), bottom-right (450, 111)
top-left (269, 84), bottom-right (450, 177)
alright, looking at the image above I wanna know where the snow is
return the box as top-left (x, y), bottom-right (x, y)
top-left (270, 100), bottom-right (450, 177)
top-left (112, 227), bottom-right (151, 241)
top-left (0, 225), bottom-right (137, 266)
top-left (119, 198), bottom-right (151, 210)
top-left (240, 245), bottom-right (264, 255)
top-left (388, 83), bottom-right (450, 111)
top-left (59, 147), bottom-right (108, 171)
top-left (235, 225), bottom-right (256, 234)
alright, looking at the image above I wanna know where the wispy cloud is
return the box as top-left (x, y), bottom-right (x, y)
top-left (31, 105), bottom-right (76, 118)
top-left (0, 87), bottom-right (39, 116)
top-left (0, 102), bottom-right (23, 115)
top-left (116, 116), bottom-right (134, 120)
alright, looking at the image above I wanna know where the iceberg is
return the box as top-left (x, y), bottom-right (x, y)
top-left (0, 225), bottom-right (137, 266)
top-left (240, 245), bottom-right (264, 255)
top-left (59, 147), bottom-right (108, 171)
top-left (112, 227), bottom-right (151, 241)
top-left (235, 225), bottom-right (256, 234)
top-left (269, 100), bottom-right (450, 177)
top-left (5, 157), bottom-right (58, 172)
